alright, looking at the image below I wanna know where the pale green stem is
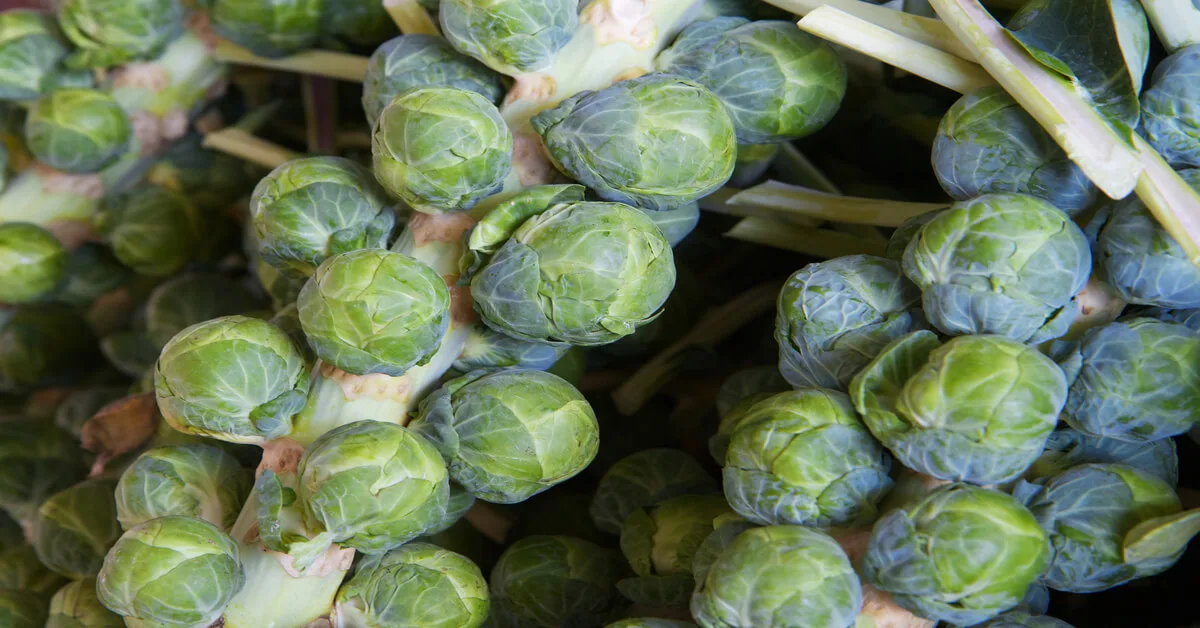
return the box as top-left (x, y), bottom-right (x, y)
top-left (384, 0), bottom-right (442, 36)
top-left (724, 180), bottom-right (946, 227)
top-left (763, 0), bottom-right (977, 60)
top-left (764, 143), bottom-right (889, 245)
top-left (212, 39), bottom-right (369, 82)
top-left (1140, 0), bottom-right (1200, 53)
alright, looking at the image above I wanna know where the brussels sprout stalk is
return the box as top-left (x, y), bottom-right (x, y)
top-left (384, 0), bottom-right (441, 36)
top-left (1140, 0), bottom-right (1200, 52)
top-left (211, 38), bottom-right (370, 82)
top-left (717, 180), bottom-right (946, 227)
top-left (762, 0), bottom-right (975, 61)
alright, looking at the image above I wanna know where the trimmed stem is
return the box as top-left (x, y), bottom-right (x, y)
top-left (723, 180), bottom-right (947, 227)
top-left (384, 0), bottom-right (442, 36)
top-left (202, 128), bottom-right (299, 169)
top-left (212, 39), bottom-right (369, 83)
top-left (724, 217), bottom-right (889, 258)
top-left (1140, 0), bottom-right (1200, 53)
top-left (763, 0), bottom-right (976, 61)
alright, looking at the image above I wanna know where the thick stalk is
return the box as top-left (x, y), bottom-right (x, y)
top-left (762, 0), bottom-right (976, 61)
top-left (384, 0), bottom-right (441, 36)
top-left (1140, 0), bottom-right (1200, 53)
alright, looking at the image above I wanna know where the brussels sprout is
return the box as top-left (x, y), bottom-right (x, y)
top-left (250, 157), bottom-right (397, 277)
top-left (97, 185), bottom-right (204, 277)
top-left (155, 315), bottom-right (310, 444)
top-left (589, 449), bottom-right (717, 536)
top-left (413, 369), bottom-right (598, 503)
top-left (901, 193), bottom-right (1091, 343)
top-left (533, 73), bottom-right (737, 211)
top-left (775, 255), bottom-right (924, 390)
top-left (144, 273), bottom-right (262, 348)
top-left (362, 34), bottom-right (504, 126)
top-left (25, 88), bottom-right (131, 173)
top-left (0, 10), bottom-right (69, 101)
top-left (454, 324), bottom-right (571, 373)
top-left (115, 444), bottom-right (251, 531)
top-left (932, 87), bottom-right (1097, 214)
top-left (618, 495), bottom-right (732, 608)
top-left (372, 86), bottom-right (512, 213)
top-left (1027, 428), bottom-right (1178, 487)
top-left (862, 484), bottom-right (1049, 625)
top-left (692, 525), bottom-right (862, 628)
top-left (1139, 45), bottom-right (1200, 168)
top-left (1092, 169), bottom-right (1200, 308)
top-left (0, 304), bottom-right (97, 393)
top-left (47, 579), bottom-right (124, 628)
top-left (0, 419), bottom-right (87, 520)
top-left (297, 249), bottom-right (450, 375)
top-left (333, 542), bottom-right (489, 628)
top-left (56, 0), bottom-right (183, 68)
top-left (32, 478), bottom-right (121, 579)
top-left (723, 389), bottom-right (893, 528)
top-left (97, 516), bottom-right (244, 628)
top-left (439, 0), bottom-right (578, 74)
top-left (489, 535), bottom-right (621, 627)
top-left (0, 589), bottom-right (47, 628)
top-left (1061, 318), bottom-right (1200, 441)
top-left (656, 18), bottom-right (847, 144)
top-left (977, 611), bottom-right (1075, 628)
top-left (0, 222), bottom-right (66, 304)
top-left (0, 509), bottom-right (63, 594)
top-left (715, 366), bottom-right (789, 420)
top-left (850, 331), bottom-right (1066, 485)
top-left (1014, 463), bottom-right (1200, 593)
top-left (638, 202), bottom-right (701, 247)
top-left (206, 0), bottom-right (324, 58)
top-left (326, 0), bottom-right (398, 47)
top-left (606, 620), bottom-right (697, 628)
top-left (53, 244), bottom-right (132, 308)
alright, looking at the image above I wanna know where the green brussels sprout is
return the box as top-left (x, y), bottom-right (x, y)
top-left (115, 444), bottom-right (252, 531)
top-left (692, 525), bottom-right (862, 628)
top-left (618, 495), bottom-right (732, 608)
top-left (206, 0), bottom-right (324, 58)
top-left (52, 244), bottom-right (132, 308)
top-left (1061, 318), bottom-right (1200, 441)
top-left (297, 249), bottom-right (450, 375)
top-left (326, 0), bottom-right (398, 47)
top-left (775, 255), bottom-right (924, 390)
top-left (489, 535), bottom-right (621, 627)
top-left (932, 87), bottom-right (1097, 214)
top-left (1091, 169), bottom-right (1200, 308)
top-left (455, 323), bottom-right (571, 372)
top-left (656, 18), bottom-right (847, 144)
top-left (589, 449), bottom-right (717, 536)
top-left (0, 222), bottom-right (66, 304)
top-left (638, 202), bottom-right (701, 247)
top-left (97, 185), bottom-right (204, 277)
top-left (439, 0), bottom-right (578, 74)
top-left (688, 515), bottom-right (758, 587)
top-left (0, 419), bottom-right (87, 520)
top-left (47, 579), bottom-right (124, 628)
top-left (606, 621), bottom-right (697, 628)
top-left (1139, 45), bottom-right (1200, 169)
top-left (56, 0), bottom-right (184, 68)
top-left (0, 305), bottom-right (97, 393)
top-left (96, 516), bottom-right (244, 628)
top-left (0, 509), bottom-right (63, 594)
top-left (250, 157), bottom-right (397, 277)
top-left (977, 611), bottom-right (1074, 628)
top-left (32, 478), bottom-right (121, 579)
top-left (533, 73), bottom-right (737, 211)
top-left (723, 389), bottom-right (893, 528)
top-left (1014, 463), bottom-right (1200, 593)
top-left (371, 86), bottom-right (513, 212)
top-left (0, 589), bottom-right (47, 628)
top-left (362, 34), bottom-right (504, 126)
top-left (333, 542), bottom-right (489, 628)
top-left (0, 10), bottom-right (69, 101)
top-left (144, 273), bottom-right (262, 348)
top-left (850, 331), bottom-right (1066, 485)
top-left (901, 193), bottom-right (1091, 343)
top-left (1027, 428), bottom-right (1178, 487)
top-left (413, 369), bottom-right (599, 503)
top-left (862, 484), bottom-right (1050, 625)
top-left (155, 315), bottom-right (310, 444)
top-left (24, 88), bottom-right (131, 173)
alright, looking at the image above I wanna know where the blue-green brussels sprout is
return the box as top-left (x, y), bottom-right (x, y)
top-left (206, 0), bottom-right (324, 58)
top-left (715, 366), bottom-right (789, 420)
top-left (333, 542), bottom-right (489, 628)
top-left (439, 0), bottom-right (578, 74)
top-left (97, 185), bottom-right (204, 277)
top-left (32, 478), bottom-right (121, 579)
top-left (775, 255), bottom-right (924, 390)
top-left (723, 389), bottom-right (892, 528)
top-left (692, 525), bottom-right (862, 628)
top-left (618, 495), bottom-right (733, 608)
top-left (326, 0), bottom-right (398, 47)
top-left (25, 88), bottom-right (131, 173)
top-left (656, 18), bottom-right (847, 144)
top-left (0, 419), bottom-right (87, 521)
top-left (454, 323), bottom-right (571, 372)
top-left (533, 73), bottom-right (738, 211)
top-left (977, 611), bottom-right (1075, 628)
top-left (155, 315), bottom-right (310, 444)
top-left (0, 590), bottom-right (47, 628)
top-left (489, 535), bottom-right (621, 627)
top-left (371, 86), bottom-right (512, 213)
top-left (851, 331), bottom-right (1066, 485)
top-left (413, 369), bottom-right (599, 503)
top-left (362, 34), bottom-right (504, 126)
top-left (638, 202), bottom-right (701, 247)
top-left (0, 510), bottom-right (63, 594)
top-left (297, 249), bottom-right (450, 375)
top-left (1013, 463), bottom-right (1200, 593)
top-left (56, 0), bottom-right (184, 68)
top-left (1091, 169), bottom-right (1200, 308)
top-left (589, 449), bottom-right (717, 536)
top-left (115, 444), bottom-right (252, 531)
top-left (1027, 428), bottom-right (1178, 487)
top-left (0, 222), bottom-right (66, 304)
top-left (96, 516), bottom-right (244, 628)
top-left (144, 273), bottom-right (262, 348)
top-left (607, 621), bottom-right (697, 628)
top-left (0, 304), bottom-right (97, 393)
top-left (901, 193), bottom-right (1091, 343)
top-left (53, 244), bottom-right (132, 308)
top-left (862, 484), bottom-right (1050, 625)
top-left (1140, 45), bottom-right (1200, 169)
top-left (0, 10), bottom-right (69, 101)
top-left (932, 87), bottom-right (1097, 214)
top-left (47, 579), bottom-right (124, 628)
top-left (250, 156), bottom-right (397, 277)
top-left (1061, 317), bottom-right (1200, 442)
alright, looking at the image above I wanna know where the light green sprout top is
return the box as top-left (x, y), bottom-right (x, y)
top-left (489, 535), bottom-right (620, 627)
top-left (115, 443), bottom-right (252, 531)
top-left (589, 448), bottom-right (717, 536)
top-left (47, 579), bottom-right (124, 628)
top-left (206, 0), bottom-right (324, 58)
top-left (362, 34), bottom-right (504, 126)
top-left (56, 0), bottom-right (184, 68)
top-left (439, 0), bottom-right (578, 74)
top-left (33, 477), bottom-right (122, 579)
top-left (0, 10), bottom-right (69, 101)
top-left (25, 88), bottom-right (131, 173)
top-left (618, 494), bottom-right (733, 608)
top-left (0, 223), bottom-right (67, 304)
top-left (334, 543), bottom-right (489, 628)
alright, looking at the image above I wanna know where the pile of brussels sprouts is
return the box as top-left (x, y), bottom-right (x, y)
top-left (0, 0), bottom-right (1199, 627)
